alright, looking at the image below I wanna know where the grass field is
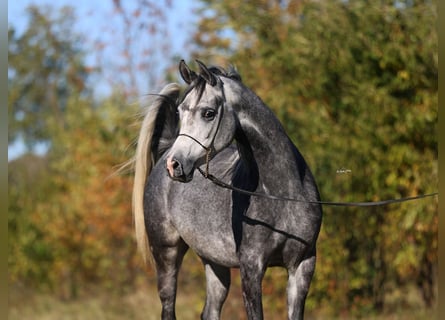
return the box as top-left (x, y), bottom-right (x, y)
top-left (9, 289), bottom-right (437, 320)
top-left (9, 252), bottom-right (437, 319)
top-left (9, 279), bottom-right (437, 320)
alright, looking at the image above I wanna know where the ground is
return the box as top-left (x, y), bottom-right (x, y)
top-left (9, 253), bottom-right (436, 319)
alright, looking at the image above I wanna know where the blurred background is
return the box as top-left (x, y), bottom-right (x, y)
top-left (8, 0), bottom-right (437, 319)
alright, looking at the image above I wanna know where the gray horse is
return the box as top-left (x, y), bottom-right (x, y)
top-left (132, 60), bottom-right (322, 319)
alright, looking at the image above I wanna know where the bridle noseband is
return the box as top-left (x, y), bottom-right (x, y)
top-left (177, 133), bottom-right (213, 178)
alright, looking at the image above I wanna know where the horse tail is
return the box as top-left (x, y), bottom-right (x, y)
top-left (133, 83), bottom-right (180, 264)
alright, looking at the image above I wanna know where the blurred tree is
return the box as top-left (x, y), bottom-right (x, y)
top-left (9, 94), bottom-right (138, 298)
top-left (8, 5), bottom-right (141, 298)
top-left (33, 93), bottom-right (138, 298)
top-left (194, 0), bottom-right (437, 316)
top-left (104, 0), bottom-right (174, 96)
top-left (8, 5), bottom-right (92, 292)
top-left (8, 154), bottom-right (54, 288)
top-left (8, 5), bottom-right (92, 150)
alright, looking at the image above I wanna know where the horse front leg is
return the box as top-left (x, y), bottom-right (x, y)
top-left (201, 260), bottom-right (231, 320)
top-left (239, 254), bottom-right (266, 320)
top-left (152, 240), bottom-right (188, 320)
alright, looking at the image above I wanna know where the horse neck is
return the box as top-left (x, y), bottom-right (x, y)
top-left (234, 88), bottom-right (303, 188)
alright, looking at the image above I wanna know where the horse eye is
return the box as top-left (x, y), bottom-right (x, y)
top-left (202, 108), bottom-right (216, 121)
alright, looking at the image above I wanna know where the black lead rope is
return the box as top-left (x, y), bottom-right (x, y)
top-left (174, 83), bottom-right (437, 207)
top-left (197, 167), bottom-right (438, 207)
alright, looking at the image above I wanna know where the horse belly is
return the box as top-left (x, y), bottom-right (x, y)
top-left (181, 226), bottom-right (240, 267)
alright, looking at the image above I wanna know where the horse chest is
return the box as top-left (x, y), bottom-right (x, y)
top-left (167, 187), bottom-right (239, 266)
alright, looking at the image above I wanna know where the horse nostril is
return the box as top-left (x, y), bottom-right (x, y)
top-left (167, 157), bottom-right (183, 178)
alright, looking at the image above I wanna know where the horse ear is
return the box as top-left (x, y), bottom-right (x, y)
top-left (179, 60), bottom-right (197, 84)
top-left (196, 60), bottom-right (217, 86)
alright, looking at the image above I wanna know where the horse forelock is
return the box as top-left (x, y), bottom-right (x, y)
top-left (180, 77), bottom-right (207, 108)
top-left (179, 64), bottom-right (242, 108)
top-left (206, 64), bottom-right (242, 82)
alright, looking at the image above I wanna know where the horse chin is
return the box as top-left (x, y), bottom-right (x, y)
top-left (168, 170), bottom-right (194, 183)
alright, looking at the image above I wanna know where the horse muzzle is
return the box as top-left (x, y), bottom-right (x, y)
top-left (166, 157), bottom-right (194, 183)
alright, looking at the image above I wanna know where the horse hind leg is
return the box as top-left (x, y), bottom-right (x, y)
top-left (152, 240), bottom-right (188, 320)
top-left (201, 260), bottom-right (231, 320)
top-left (286, 251), bottom-right (316, 320)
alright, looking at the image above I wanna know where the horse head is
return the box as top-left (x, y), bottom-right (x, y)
top-left (166, 60), bottom-right (239, 182)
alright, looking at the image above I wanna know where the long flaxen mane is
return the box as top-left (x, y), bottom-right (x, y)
top-left (133, 83), bottom-right (180, 263)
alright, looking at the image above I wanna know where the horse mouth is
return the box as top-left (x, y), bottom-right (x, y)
top-left (166, 156), bottom-right (197, 183)
top-left (166, 165), bottom-right (194, 183)
top-left (168, 173), bottom-right (193, 183)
